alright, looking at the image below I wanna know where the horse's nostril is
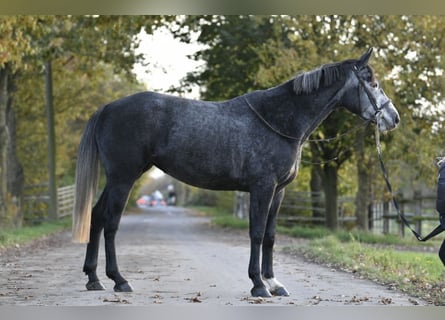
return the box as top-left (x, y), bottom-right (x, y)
top-left (395, 114), bottom-right (400, 125)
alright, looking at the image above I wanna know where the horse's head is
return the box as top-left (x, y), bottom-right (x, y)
top-left (342, 48), bottom-right (400, 132)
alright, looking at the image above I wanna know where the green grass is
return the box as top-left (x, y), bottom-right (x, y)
top-left (299, 236), bottom-right (445, 305)
top-left (211, 215), bottom-right (249, 229)
top-left (0, 217), bottom-right (71, 249)
top-left (192, 206), bottom-right (249, 229)
top-left (278, 223), bottom-right (439, 248)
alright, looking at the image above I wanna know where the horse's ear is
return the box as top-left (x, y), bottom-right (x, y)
top-left (358, 48), bottom-right (373, 66)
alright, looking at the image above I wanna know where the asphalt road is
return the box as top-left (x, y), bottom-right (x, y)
top-left (0, 206), bottom-right (427, 306)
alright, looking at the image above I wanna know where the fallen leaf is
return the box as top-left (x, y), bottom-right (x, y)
top-left (103, 294), bottom-right (131, 304)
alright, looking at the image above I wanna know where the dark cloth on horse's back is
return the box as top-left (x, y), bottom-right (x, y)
top-left (436, 162), bottom-right (445, 265)
top-left (436, 162), bottom-right (445, 228)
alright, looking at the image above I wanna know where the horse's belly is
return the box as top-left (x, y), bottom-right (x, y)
top-left (156, 161), bottom-right (247, 191)
top-left (153, 146), bottom-right (248, 191)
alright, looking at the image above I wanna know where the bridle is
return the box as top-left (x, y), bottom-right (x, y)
top-left (351, 64), bottom-right (392, 124)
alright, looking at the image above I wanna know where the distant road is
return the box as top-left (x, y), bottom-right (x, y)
top-left (0, 206), bottom-right (426, 306)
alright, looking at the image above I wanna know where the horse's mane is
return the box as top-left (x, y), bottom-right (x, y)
top-left (292, 62), bottom-right (346, 95)
top-left (293, 59), bottom-right (377, 95)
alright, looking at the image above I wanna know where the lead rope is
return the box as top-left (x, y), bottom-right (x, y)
top-left (374, 115), bottom-right (444, 241)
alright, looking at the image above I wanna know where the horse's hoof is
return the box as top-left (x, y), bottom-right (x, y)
top-left (114, 282), bottom-right (133, 292)
top-left (251, 286), bottom-right (272, 298)
top-left (270, 286), bottom-right (290, 297)
top-left (86, 280), bottom-right (106, 291)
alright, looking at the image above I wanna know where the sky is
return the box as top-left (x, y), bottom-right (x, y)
top-left (132, 27), bottom-right (204, 179)
top-left (133, 26), bottom-right (204, 98)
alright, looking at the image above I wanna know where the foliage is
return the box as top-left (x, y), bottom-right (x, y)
top-left (173, 15), bottom-right (279, 99)
top-left (0, 15), bottom-right (168, 226)
top-left (15, 58), bottom-right (146, 187)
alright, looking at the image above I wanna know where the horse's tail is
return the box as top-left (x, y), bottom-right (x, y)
top-left (72, 107), bottom-right (104, 243)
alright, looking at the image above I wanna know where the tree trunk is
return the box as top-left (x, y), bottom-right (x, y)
top-left (309, 142), bottom-right (324, 223)
top-left (6, 85), bottom-right (24, 227)
top-left (0, 66), bottom-right (8, 224)
top-left (310, 164), bottom-right (324, 223)
top-left (45, 61), bottom-right (58, 220)
top-left (233, 191), bottom-right (249, 219)
top-left (323, 164), bottom-right (338, 230)
top-left (355, 128), bottom-right (371, 230)
top-left (0, 65), bottom-right (24, 227)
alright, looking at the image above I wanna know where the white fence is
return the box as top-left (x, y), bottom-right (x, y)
top-left (276, 189), bottom-right (439, 237)
top-left (57, 184), bottom-right (75, 218)
top-left (23, 183), bottom-right (75, 221)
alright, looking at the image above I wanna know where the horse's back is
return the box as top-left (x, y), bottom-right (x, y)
top-left (94, 90), bottom-right (298, 191)
top-left (94, 91), bottom-right (250, 186)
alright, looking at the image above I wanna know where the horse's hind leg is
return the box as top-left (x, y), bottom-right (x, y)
top-left (261, 189), bottom-right (290, 296)
top-left (83, 180), bottom-right (136, 292)
top-left (83, 190), bottom-right (107, 290)
top-left (103, 180), bottom-right (136, 292)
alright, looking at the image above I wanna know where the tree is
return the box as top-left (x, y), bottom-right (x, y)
top-left (0, 15), bottom-right (166, 227)
top-left (0, 16), bottom-right (39, 227)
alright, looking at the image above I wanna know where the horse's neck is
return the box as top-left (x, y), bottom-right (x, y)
top-left (297, 84), bottom-right (346, 141)
top-left (250, 81), bottom-right (345, 142)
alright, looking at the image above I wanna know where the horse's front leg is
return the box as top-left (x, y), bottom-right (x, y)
top-left (262, 188), bottom-right (290, 296)
top-left (248, 185), bottom-right (275, 297)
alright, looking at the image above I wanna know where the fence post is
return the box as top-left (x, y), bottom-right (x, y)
top-left (398, 192), bottom-right (405, 237)
top-left (45, 60), bottom-right (58, 220)
top-left (367, 202), bottom-right (374, 230)
top-left (383, 200), bottom-right (389, 234)
top-left (414, 190), bottom-right (422, 235)
top-left (234, 191), bottom-right (249, 219)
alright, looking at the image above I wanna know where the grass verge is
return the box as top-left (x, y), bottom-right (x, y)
top-left (0, 217), bottom-right (71, 250)
top-left (299, 236), bottom-right (445, 305)
top-left (192, 206), bottom-right (249, 229)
